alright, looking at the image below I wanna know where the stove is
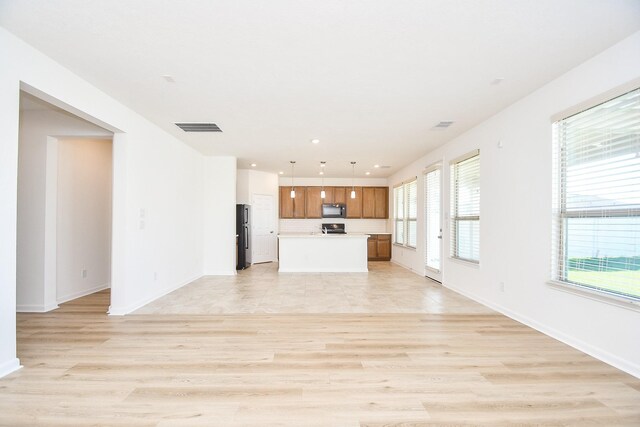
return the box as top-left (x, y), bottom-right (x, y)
top-left (322, 223), bottom-right (346, 234)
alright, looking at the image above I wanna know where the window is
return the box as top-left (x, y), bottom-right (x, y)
top-left (394, 185), bottom-right (404, 245)
top-left (450, 150), bottom-right (480, 262)
top-left (393, 179), bottom-right (417, 248)
top-left (552, 87), bottom-right (640, 301)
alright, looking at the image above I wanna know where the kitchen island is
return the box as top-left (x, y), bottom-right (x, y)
top-left (278, 233), bottom-right (369, 272)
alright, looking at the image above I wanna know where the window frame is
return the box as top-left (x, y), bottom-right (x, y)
top-left (551, 84), bottom-right (640, 303)
top-left (393, 178), bottom-right (418, 249)
top-left (450, 150), bottom-right (480, 264)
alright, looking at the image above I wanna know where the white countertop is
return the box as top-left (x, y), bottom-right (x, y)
top-left (278, 233), bottom-right (370, 238)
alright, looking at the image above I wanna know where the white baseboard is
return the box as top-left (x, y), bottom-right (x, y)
top-left (57, 282), bottom-right (110, 305)
top-left (443, 281), bottom-right (640, 379)
top-left (16, 302), bottom-right (59, 313)
top-left (0, 358), bottom-right (22, 379)
top-left (108, 274), bottom-right (201, 316)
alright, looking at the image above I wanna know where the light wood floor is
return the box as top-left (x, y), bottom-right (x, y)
top-left (2, 264), bottom-right (640, 426)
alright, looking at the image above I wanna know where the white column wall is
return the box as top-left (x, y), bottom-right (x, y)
top-left (388, 31), bottom-right (640, 377)
top-left (203, 157), bottom-right (237, 275)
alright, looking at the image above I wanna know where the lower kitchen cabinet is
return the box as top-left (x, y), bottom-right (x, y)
top-left (367, 234), bottom-right (391, 261)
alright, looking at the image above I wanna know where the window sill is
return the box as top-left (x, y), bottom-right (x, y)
top-left (448, 256), bottom-right (480, 269)
top-left (393, 243), bottom-right (417, 251)
top-left (547, 280), bottom-right (640, 312)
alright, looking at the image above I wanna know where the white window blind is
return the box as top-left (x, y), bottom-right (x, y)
top-left (451, 151), bottom-right (480, 262)
top-left (406, 180), bottom-right (418, 248)
top-left (393, 179), bottom-right (417, 247)
top-left (425, 168), bottom-right (441, 271)
top-left (552, 87), bottom-right (640, 300)
top-left (394, 185), bottom-right (405, 245)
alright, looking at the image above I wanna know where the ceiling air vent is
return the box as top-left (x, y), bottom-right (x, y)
top-left (378, 165), bottom-right (392, 169)
top-left (175, 122), bottom-right (222, 132)
top-left (432, 121), bottom-right (454, 130)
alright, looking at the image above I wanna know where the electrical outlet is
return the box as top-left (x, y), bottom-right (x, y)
top-left (82, 269), bottom-right (87, 279)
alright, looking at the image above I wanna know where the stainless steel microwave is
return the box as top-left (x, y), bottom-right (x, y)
top-left (322, 203), bottom-right (346, 218)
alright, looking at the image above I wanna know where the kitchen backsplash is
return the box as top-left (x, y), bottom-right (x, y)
top-left (279, 219), bottom-right (388, 234)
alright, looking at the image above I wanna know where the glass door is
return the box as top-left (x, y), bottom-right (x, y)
top-left (424, 165), bottom-right (442, 282)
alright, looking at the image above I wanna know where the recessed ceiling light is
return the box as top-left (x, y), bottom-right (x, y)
top-left (251, 163), bottom-right (257, 167)
top-left (311, 139), bottom-right (320, 144)
top-left (162, 75), bottom-right (175, 83)
top-left (279, 171), bottom-right (284, 175)
top-left (320, 162), bottom-right (326, 167)
top-left (365, 171), bottom-right (371, 175)
top-left (492, 77), bottom-right (505, 85)
top-left (319, 171), bottom-right (324, 175)
top-left (374, 164), bottom-right (380, 168)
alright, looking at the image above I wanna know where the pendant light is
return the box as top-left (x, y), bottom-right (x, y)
top-left (350, 161), bottom-right (356, 199)
top-left (320, 161), bottom-right (326, 199)
top-left (290, 161), bottom-right (296, 199)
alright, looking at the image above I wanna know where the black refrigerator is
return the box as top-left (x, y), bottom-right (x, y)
top-left (236, 204), bottom-right (251, 270)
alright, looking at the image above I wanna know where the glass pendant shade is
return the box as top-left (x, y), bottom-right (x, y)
top-left (321, 190), bottom-right (326, 199)
top-left (290, 189), bottom-right (295, 198)
top-left (350, 190), bottom-right (356, 199)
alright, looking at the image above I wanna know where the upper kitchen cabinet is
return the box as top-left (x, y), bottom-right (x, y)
top-left (333, 187), bottom-right (347, 204)
top-left (363, 187), bottom-right (389, 219)
top-left (279, 186), bottom-right (306, 218)
top-left (278, 186), bottom-right (387, 219)
top-left (346, 187), bottom-right (363, 218)
top-left (374, 187), bottom-right (389, 219)
top-left (320, 187), bottom-right (334, 204)
top-left (305, 187), bottom-right (323, 218)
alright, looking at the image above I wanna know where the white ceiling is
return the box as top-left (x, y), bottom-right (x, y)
top-left (2, 1), bottom-right (639, 177)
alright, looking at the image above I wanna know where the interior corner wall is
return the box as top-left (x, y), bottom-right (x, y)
top-left (0, 26), bottom-right (207, 376)
top-left (56, 138), bottom-right (112, 304)
top-left (204, 156), bottom-right (237, 275)
top-left (16, 110), bottom-right (111, 312)
top-left (388, 31), bottom-right (640, 377)
top-left (236, 169), bottom-right (251, 205)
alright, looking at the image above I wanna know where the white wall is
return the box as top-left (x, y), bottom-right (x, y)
top-left (204, 157), bottom-right (237, 275)
top-left (56, 138), bottom-right (112, 304)
top-left (16, 109), bottom-right (111, 312)
top-left (388, 32), bottom-right (640, 377)
top-left (0, 26), bottom-right (216, 377)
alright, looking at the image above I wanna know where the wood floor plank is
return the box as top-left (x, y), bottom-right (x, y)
top-left (2, 263), bottom-right (640, 426)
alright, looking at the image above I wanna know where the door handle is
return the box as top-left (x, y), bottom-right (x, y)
top-left (270, 231), bottom-right (274, 234)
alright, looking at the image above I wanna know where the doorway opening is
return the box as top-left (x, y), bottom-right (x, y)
top-left (251, 193), bottom-right (277, 264)
top-left (16, 91), bottom-right (113, 314)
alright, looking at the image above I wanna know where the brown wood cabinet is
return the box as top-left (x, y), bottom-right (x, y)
top-left (367, 234), bottom-right (391, 261)
top-left (362, 187), bottom-right (388, 219)
top-left (374, 187), bottom-right (389, 219)
top-left (321, 187), bottom-right (334, 204)
top-left (279, 186), bottom-right (388, 219)
top-left (332, 187), bottom-right (347, 205)
top-left (346, 187), bottom-right (362, 218)
top-left (279, 186), bottom-right (306, 218)
top-left (305, 187), bottom-right (323, 218)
